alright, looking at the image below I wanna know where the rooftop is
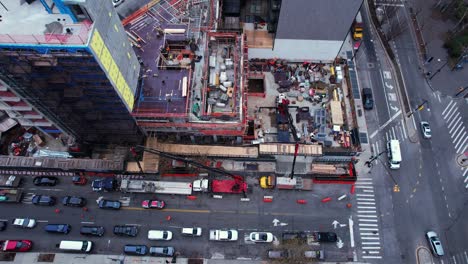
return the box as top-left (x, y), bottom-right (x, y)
top-left (0, 1), bottom-right (91, 45)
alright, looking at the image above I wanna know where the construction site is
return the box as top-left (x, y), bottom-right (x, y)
top-left (0, 0), bottom-right (362, 183)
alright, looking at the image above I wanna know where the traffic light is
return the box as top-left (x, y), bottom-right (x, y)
top-left (393, 184), bottom-right (400, 192)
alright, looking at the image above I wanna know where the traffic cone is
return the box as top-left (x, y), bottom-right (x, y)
top-left (166, 215), bottom-right (172, 221)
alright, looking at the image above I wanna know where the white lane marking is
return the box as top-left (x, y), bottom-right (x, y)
top-left (453, 131), bottom-right (467, 147)
top-left (363, 189), bottom-right (374, 193)
top-left (442, 100), bottom-right (455, 116)
top-left (358, 215), bottom-right (378, 218)
top-left (357, 198), bottom-right (376, 201)
top-left (355, 186), bottom-right (374, 189)
top-left (379, 70), bottom-right (392, 116)
top-left (464, 251), bottom-right (468, 262)
top-left (400, 119), bottom-right (408, 139)
top-left (437, 93), bottom-right (441, 102)
top-left (349, 217), bottom-right (355, 248)
top-left (375, 143), bottom-right (380, 154)
top-left (391, 127), bottom-right (396, 140)
top-left (358, 210), bottom-right (377, 214)
top-left (0, 219), bottom-right (8, 221)
top-left (369, 130), bottom-right (379, 139)
top-left (385, 131), bottom-right (389, 142)
top-left (125, 224), bottom-right (142, 226)
top-left (447, 112), bottom-right (461, 129)
top-left (379, 110), bottom-right (402, 131)
top-left (356, 194), bottom-right (375, 197)
top-left (81, 222), bottom-right (95, 224)
top-left (37, 220), bottom-right (48, 223)
top-left (443, 103), bottom-right (457, 119)
top-left (453, 255), bottom-right (457, 264)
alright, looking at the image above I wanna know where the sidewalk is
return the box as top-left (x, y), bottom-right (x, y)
top-left (411, 0), bottom-right (468, 97)
top-left (10, 253), bottom-right (368, 264)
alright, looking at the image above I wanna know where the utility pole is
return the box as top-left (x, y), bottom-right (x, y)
top-left (428, 60), bottom-right (449, 80)
top-left (454, 86), bottom-right (468, 97)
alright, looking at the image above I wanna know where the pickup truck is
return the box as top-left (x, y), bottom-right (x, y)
top-left (209, 229), bottom-right (238, 241)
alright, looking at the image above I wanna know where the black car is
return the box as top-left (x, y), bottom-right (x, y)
top-left (124, 245), bottom-right (147, 256)
top-left (33, 176), bottom-right (58, 186)
top-left (62, 196), bottom-right (86, 207)
top-left (282, 232), bottom-right (307, 243)
top-left (80, 226), bottom-right (105, 237)
top-left (98, 199), bottom-right (121, 210)
top-left (0, 221), bottom-right (6, 231)
top-left (313, 231), bottom-right (337, 242)
top-left (362, 88), bottom-right (374, 110)
top-left (32, 195), bottom-right (56, 206)
top-left (113, 225), bottom-right (138, 237)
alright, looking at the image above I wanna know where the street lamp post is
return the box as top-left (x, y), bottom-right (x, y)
top-left (428, 60), bottom-right (449, 80)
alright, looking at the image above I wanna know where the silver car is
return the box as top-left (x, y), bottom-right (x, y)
top-left (426, 231), bottom-right (444, 256)
top-left (149, 246), bottom-right (175, 257)
top-left (420, 121), bottom-right (431, 139)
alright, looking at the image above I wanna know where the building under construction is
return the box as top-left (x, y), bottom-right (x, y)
top-left (0, 0), bottom-right (143, 144)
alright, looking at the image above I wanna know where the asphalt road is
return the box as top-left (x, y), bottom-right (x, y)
top-left (0, 174), bottom-right (355, 261)
top-left (358, 1), bottom-right (468, 263)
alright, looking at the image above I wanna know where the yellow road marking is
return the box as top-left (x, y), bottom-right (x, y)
top-left (122, 207), bottom-right (310, 217)
top-left (123, 207), bottom-right (210, 213)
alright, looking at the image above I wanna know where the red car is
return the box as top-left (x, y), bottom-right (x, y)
top-left (72, 176), bottom-right (87, 185)
top-left (141, 200), bottom-right (165, 209)
top-left (1, 240), bottom-right (32, 252)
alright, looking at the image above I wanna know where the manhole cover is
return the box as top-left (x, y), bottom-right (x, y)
top-left (37, 254), bottom-right (55, 262)
top-left (368, 63), bottom-right (375, 68)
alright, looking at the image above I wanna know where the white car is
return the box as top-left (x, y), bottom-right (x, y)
top-left (148, 230), bottom-right (173, 241)
top-left (249, 232), bottom-right (274, 243)
top-left (12, 218), bottom-right (36, 228)
top-left (181, 227), bottom-right (202, 237)
top-left (420, 121), bottom-right (431, 139)
top-left (426, 231), bottom-right (444, 256)
top-left (112, 0), bottom-right (124, 7)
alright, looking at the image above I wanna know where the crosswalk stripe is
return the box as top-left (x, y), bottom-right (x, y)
top-left (443, 103), bottom-right (457, 119)
top-left (363, 189), bottom-right (374, 193)
top-left (442, 100), bottom-right (455, 116)
top-left (359, 228), bottom-right (379, 231)
top-left (456, 138), bottom-right (468, 153)
top-left (356, 194), bottom-right (375, 197)
top-left (358, 210), bottom-right (377, 214)
top-left (362, 256), bottom-right (383, 259)
top-left (451, 123), bottom-right (464, 138)
top-left (361, 237), bottom-right (380, 240)
top-left (359, 218), bottom-right (378, 222)
top-left (363, 247), bottom-right (381, 250)
top-left (459, 145), bottom-right (467, 156)
top-left (449, 116), bottom-right (462, 133)
top-left (385, 132), bottom-right (389, 141)
top-left (375, 143), bottom-right (380, 154)
top-left (357, 198), bottom-right (375, 201)
top-left (391, 127), bottom-right (396, 139)
top-left (447, 110), bottom-right (460, 125)
top-left (357, 177), bottom-right (373, 181)
top-left (358, 223), bottom-right (378, 227)
top-left (368, 251), bottom-right (380, 254)
top-left (356, 185), bottom-right (374, 189)
top-left (447, 112), bottom-right (461, 128)
top-left (449, 122), bottom-right (463, 135)
top-left (358, 215), bottom-right (378, 218)
top-left (362, 241), bottom-right (380, 245)
top-left (357, 202), bottom-right (376, 205)
top-left (355, 181), bottom-right (373, 185)
top-left (358, 206), bottom-right (376, 209)
top-left (453, 131), bottom-right (467, 146)
top-left (360, 232), bottom-right (379, 236)
top-left (463, 168), bottom-right (468, 177)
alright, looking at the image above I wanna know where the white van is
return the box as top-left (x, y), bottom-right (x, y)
top-left (57, 240), bottom-right (92, 252)
top-left (387, 140), bottom-right (401, 169)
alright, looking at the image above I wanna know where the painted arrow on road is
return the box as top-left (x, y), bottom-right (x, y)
top-left (390, 105), bottom-right (399, 112)
top-left (385, 82), bottom-right (394, 90)
top-left (332, 220), bottom-right (339, 229)
top-left (272, 219), bottom-right (280, 227)
top-left (337, 238), bottom-right (344, 249)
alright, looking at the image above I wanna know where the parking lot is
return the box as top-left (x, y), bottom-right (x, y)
top-left (0, 173), bottom-right (355, 261)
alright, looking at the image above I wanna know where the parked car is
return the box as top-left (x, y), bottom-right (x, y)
top-left (80, 226), bottom-right (105, 237)
top-left (249, 232), bottom-right (274, 243)
top-left (44, 224), bottom-right (71, 234)
top-left (12, 218), bottom-right (36, 229)
top-left (98, 199), bottom-right (121, 210)
top-left (181, 227), bottom-right (202, 237)
top-left (426, 231), bottom-right (444, 256)
top-left (267, 249), bottom-right (289, 259)
top-left (141, 199), bottom-right (165, 209)
top-left (33, 176), bottom-right (58, 186)
top-left (150, 246), bottom-right (175, 257)
top-left (113, 225), bottom-right (138, 237)
top-left (304, 250), bottom-right (325, 259)
top-left (32, 195), bottom-right (56, 206)
top-left (0, 240), bottom-right (32, 252)
top-left (112, 0), bottom-right (124, 7)
top-left (62, 196), bottom-right (86, 207)
top-left (148, 230), bottom-right (172, 241)
top-left (282, 231), bottom-right (307, 243)
top-left (0, 221), bottom-right (6, 231)
top-left (124, 245), bottom-right (147, 256)
top-left (72, 176), bottom-right (87, 185)
top-left (420, 121), bottom-right (432, 139)
top-left (313, 231), bottom-right (337, 242)
top-left (362, 88), bottom-right (374, 110)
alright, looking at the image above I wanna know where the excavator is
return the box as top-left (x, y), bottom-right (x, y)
top-left (130, 146), bottom-right (248, 196)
